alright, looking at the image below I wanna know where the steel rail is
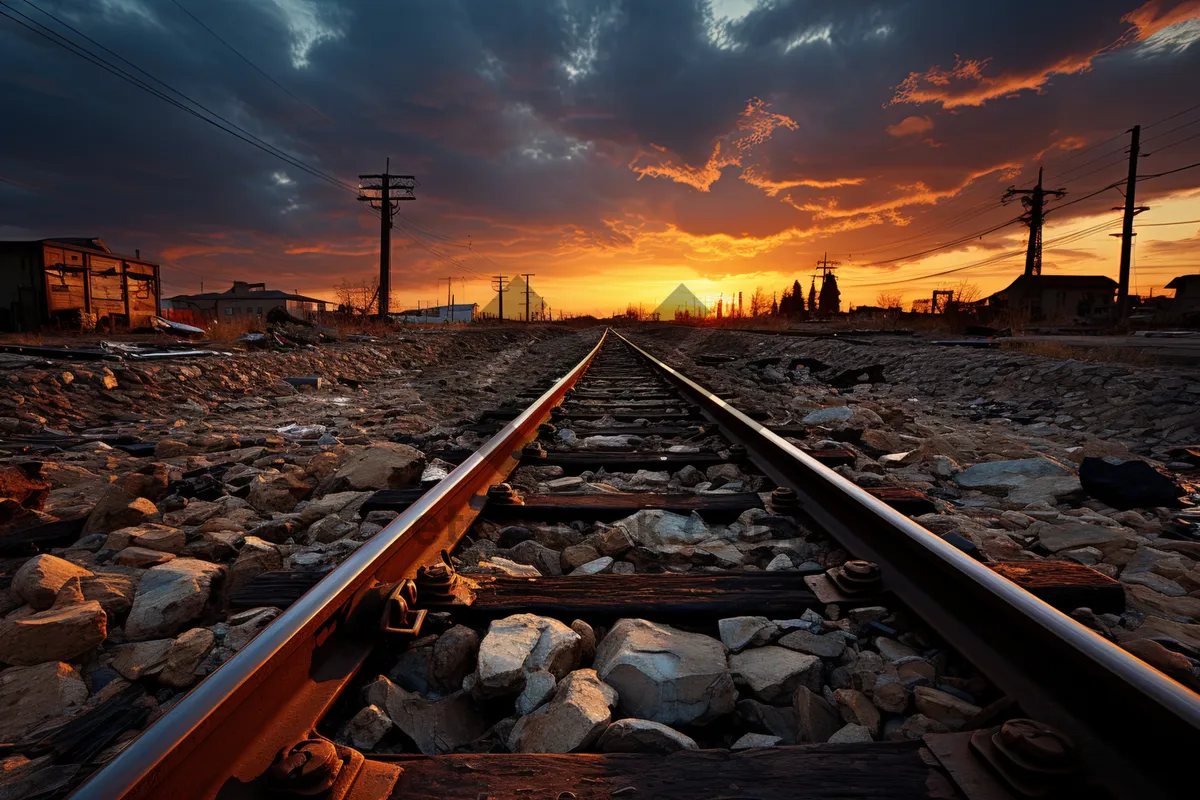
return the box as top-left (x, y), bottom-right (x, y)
top-left (72, 331), bottom-right (609, 800)
top-left (614, 329), bottom-right (1200, 800)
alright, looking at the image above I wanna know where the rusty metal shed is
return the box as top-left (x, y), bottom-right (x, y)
top-left (0, 238), bottom-right (161, 331)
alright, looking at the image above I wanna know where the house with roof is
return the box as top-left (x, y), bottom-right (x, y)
top-left (165, 281), bottom-right (327, 323)
top-left (1165, 274), bottom-right (1200, 317)
top-left (0, 237), bottom-right (161, 331)
top-left (984, 274), bottom-right (1118, 322)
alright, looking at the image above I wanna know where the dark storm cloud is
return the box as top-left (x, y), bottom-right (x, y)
top-left (0, 0), bottom-right (1198, 299)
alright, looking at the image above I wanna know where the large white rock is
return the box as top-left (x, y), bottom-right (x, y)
top-left (12, 554), bottom-right (92, 611)
top-left (914, 686), bottom-right (981, 730)
top-left (104, 523), bottom-right (186, 554)
top-left (338, 704), bottom-right (392, 750)
top-left (718, 616), bottom-right (778, 653)
top-left (955, 458), bottom-right (1070, 492)
top-left (158, 628), bottom-right (216, 689)
top-left (728, 646), bottom-right (822, 703)
top-left (1037, 522), bottom-right (1130, 553)
top-left (516, 669), bottom-right (557, 715)
top-left (112, 638), bottom-right (174, 681)
top-left (828, 723), bottom-right (874, 744)
top-left (597, 718), bottom-right (698, 753)
top-left (610, 510), bottom-right (712, 548)
top-left (330, 443), bottom-right (426, 491)
top-left (593, 618), bottom-right (736, 726)
top-left (794, 686), bottom-right (841, 744)
top-left (801, 407), bottom-right (853, 425)
top-left (125, 558), bottom-right (224, 640)
top-left (0, 661), bottom-right (88, 742)
top-left (507, 669), bottom-right (617, 753)
top-left (0, 578), bottom-right (107, 665)
top-left (778, 629), bottom-right (845, 659)
top-left (474, 614), bottom-right (582, 697)
top-left (366, 675), bottom-right (491, 755)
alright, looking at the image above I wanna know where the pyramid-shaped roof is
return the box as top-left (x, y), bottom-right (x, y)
top-left (480, 275), bottom-right (546, 320)
top-left (653, 283), bottom-right (707, 320)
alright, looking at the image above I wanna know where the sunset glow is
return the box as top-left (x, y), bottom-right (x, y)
top-left (3, 0), bottom-right (1199, 317)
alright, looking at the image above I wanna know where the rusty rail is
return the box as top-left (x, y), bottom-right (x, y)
top-left (72, 331), bottom-right (608, 800)
top-left (613, 329), bottom-right (1200, 800)
top-left (73, 327), bottom-right (1200, 799)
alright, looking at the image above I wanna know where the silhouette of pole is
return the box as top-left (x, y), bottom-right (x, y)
top-left (521, 273), bottom-right (535, 322)
top-left (358, 158), bottom-right (415, 316)
top-left (1114, 126), bottom-right (1144, 322)
top-left (1002, 167), bottom-right (1064, 278)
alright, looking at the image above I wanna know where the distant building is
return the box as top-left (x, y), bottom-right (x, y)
top-left (984, 275), bottom-right (1117, 322)
top-left (480, 275), bottom-right (547, 320)
top-left (393, 303), bottom-right (478, 324)
top-left (848, 305), bottom-right (888, 321)
top-left (654, 284), bottom-right (707, 320)
top-left (0, 237), bottom-right (161, 331)
top-left (165, 281), bottom-right (327, 323)
top-left (1165, 274), bottom-right (1200, 316)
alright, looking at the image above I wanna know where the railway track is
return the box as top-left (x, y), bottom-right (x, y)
top-left (74, 329), bottom-right (1198, 800)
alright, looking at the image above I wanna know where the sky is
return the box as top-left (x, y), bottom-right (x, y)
top-left (2, 0), bottom-right (1200, 315)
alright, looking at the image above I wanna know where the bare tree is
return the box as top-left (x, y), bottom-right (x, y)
top-left (750, 286), bottom-right (769, 317)
top-left (940, 281), bottom-right (983, 305)
top-left (335, 277), bottom-right (379, 316)
top-left (876, 292), bottom-right (904, 310)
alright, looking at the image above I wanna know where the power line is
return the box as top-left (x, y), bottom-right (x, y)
top-left (1053, 154), bottom-right (1128, 188)
top-left (846, 218), bottom-right (1123, 289)
top-left (1141, 115), bottom-right (1200, 145)
top-left (1144, 129), bottom-right (1200, 157)
top-left (4, 0), bottom-right (514, 284)
top-left (1145, 98), bottom-right (1200, 130)
top-left (1042, 130), bottom-right (1126, 168)
top-left (845, 198), bottom-right (1008, 258)
top-left (165, 0), bottom-right (327, 120)
top-left (855, 214), bottom-right (1024, 267)
top-left (2, 1), bottom-right (355, 194)
top-left (1137, 158), bottom-right (1200, 180)
top-left (1136, 218), bottom-right (1200, 226)
top-left (1047, 145), bottom-right (1129, 183)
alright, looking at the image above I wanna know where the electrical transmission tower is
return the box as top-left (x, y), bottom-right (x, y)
top-left (491, 275), bottom-right (510, 320)
top-left (1002, 167), bottom-right (1064, 277)
top-left (358, 158), bottom-right (415, 316)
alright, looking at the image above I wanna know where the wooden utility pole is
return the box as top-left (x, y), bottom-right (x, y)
top-left (1113, 126), bottom-right (1146, 322)
top-left (491, 275), bottom-right (510, 321)
top-left (1003, 167), bottom-right (1065, 277)
top-left (521, 273), bottom-right (535, 322)
top-left (357, 158), bottom-right (415, 317)
top-left (438, 277), bottom-right (469, 316)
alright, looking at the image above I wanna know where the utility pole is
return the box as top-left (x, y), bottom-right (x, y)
top-left (491, 275), bottom-right (510, 321)
top-left (1112, 125), bottom-right (1147, 322)
top-left (438, 277), bottom-right (469, 315)
top-left (816, 252), bottom-right (841, 276)
top-left (358, 158), bottom-right (415, 317)
top-left (521, 273), bottom-right (535, 323)
top-left (1003, 167), bottom-right (1065, 277)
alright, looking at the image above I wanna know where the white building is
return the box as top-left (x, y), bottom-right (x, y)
top-left (393, 303), bottom-right (478, 324)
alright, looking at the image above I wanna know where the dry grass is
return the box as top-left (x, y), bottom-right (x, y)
top-left (332, 317), bottom-right (398, 337)
top-left (1001, 340), bottom-right (1158, 366)
top-left (1, 332), bottom-right (45, 345)
top-left (204, 317), bottom-right (264, 343)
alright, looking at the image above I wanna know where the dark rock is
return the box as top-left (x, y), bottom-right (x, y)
top-left (1080, 457), bottom-right (1183, 510)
